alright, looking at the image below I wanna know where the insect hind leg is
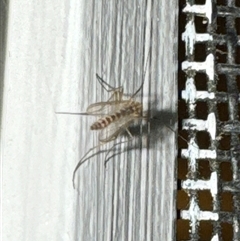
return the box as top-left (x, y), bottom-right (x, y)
top-left (104, 128), bottom-right (133, 167)
top-left (72, 142), bottom-right (105, 189)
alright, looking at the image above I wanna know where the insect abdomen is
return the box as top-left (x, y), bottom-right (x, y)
top-left (90, 101), bottom-right (142, 130)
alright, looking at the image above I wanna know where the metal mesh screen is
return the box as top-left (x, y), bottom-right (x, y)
top-left (178, 0), bottom-right (240, 240)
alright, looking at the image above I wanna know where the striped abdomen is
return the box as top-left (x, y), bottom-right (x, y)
top-left (90, 101), bottom-right (142, 130)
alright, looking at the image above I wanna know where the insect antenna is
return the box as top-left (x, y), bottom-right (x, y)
top-left (55, 111), bottom-right (93, 115)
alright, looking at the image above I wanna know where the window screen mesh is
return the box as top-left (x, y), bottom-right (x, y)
top-left (178, 0), bottom-right (240, 240)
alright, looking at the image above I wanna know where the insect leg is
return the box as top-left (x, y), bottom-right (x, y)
top-left (104, 128), bottom-right (133, 167)
top-left (151, 117), bottom-right (199, 149)
top-left (125, 128), bottom-right (133, 138)
top-left (72, 142), bottom-right (104, 189)
top-left (130, 49), bottom-right (151, 99)
top-left (96, 74), bottom-right (124, 103)
top-left (103, 139), bottom-right (131, 167)
top-left (96, 74), bottom-right (123, 93)
top-left (106, 89), bottom-right (123, 102)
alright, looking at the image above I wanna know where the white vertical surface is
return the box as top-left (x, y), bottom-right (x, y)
top-left (3, 1), bottom-right (83, 240)
top-left (2, 1), bottom-right (178, 240)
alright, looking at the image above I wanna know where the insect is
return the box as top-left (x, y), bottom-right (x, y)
top-left (57, 53), bottom-right (150, 189)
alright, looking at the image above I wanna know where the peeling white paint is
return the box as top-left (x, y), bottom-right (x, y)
top-left (182, 89), bottom-right (215, 101)
top-left (182, 172), bottom-right (218, 196)
top-left (183, 0), bottom-right (213, 24)
top-left (181, 148), bottom-right (216, 159)
top-left (196, 91), bottom-right (215, 99)
top-left (182, 54), bottom-right (214, 81)
top-left (181, 77), bottom-right (216, 113)
top-left (188, 139), bottom-right (198, 172)
top-left (180, 0), bottom-right (220, 238)
top-left (182, 77), bottom-right (196, 104)
top-left (206, 113), bottom-right (216, 140)
top-left (182, 20), bottom-right (213, 55)
top-left (211, 234), bottom-right (219, 241)
top-left (182, 113), bottom-right (216, 140)
top-left (181, 197), bottom-right (219, 222)
top-left (233, 216), bottom-right (239, 233)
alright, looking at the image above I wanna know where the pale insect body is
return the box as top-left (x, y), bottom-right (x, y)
top-left (57, 54), bottom-right (150, 189)
top-left (84, 77), bottom-right (143, 141)
top-left (72, 78), bottom-right (143, 188)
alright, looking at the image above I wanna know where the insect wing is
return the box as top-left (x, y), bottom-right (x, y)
top-left (98, 116), bottom-right (134, 142)
top-left (87, 100), bottom-right (130, 116)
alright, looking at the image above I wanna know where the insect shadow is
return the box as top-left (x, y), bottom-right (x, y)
top-left (103, 108), bottom-right (178, 166)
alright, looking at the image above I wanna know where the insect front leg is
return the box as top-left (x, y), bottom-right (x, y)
top-left (96, 74), bottom-right (124, 102)
top-left (96, 74), bottom-right (123, 93)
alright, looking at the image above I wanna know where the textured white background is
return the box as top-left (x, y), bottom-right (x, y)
top-left (2, 0), bottom-right (178, 240)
